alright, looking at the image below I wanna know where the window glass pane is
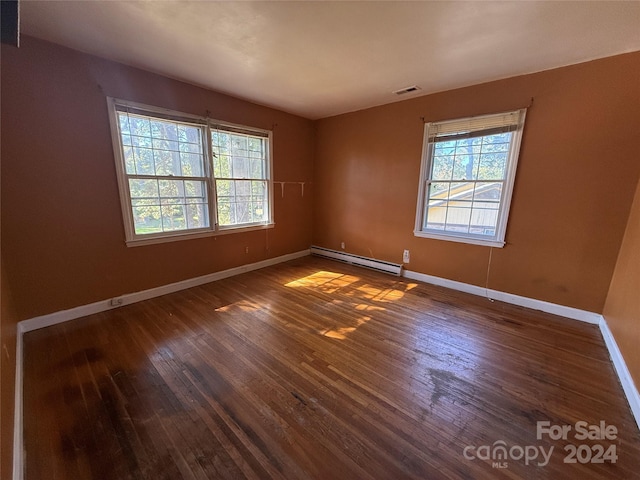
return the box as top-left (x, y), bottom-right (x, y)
top-left (425, 205), bottom-right (446, 231)
top-left (212, 131), bottom-right (231, 177)
top-left (473, 182), bottom-right (502, 203)
top-left (161, 204), bottom-right (186, 231)
top-left (123, 146), bottom-right (136, 174)
top-left (212, 132), bottom-right (231, 154)
top-left (214, 153), bottom-right (231, 178)
top-left (250, 158), bottom-right (264, 178)
top-left (232, 154), bottom-right (250, 178)
top-left (132, 147), bottom-right (155, 175)
top-left (216, 179), bottom-right (234, 198)
top-left (158, 179), bottom-right (182, 199)
top-left (425, 182), bottom-right (450, 229)
top-left (484, 132), bottom-right (512, 145)
top-left (152, 138), bottom-right (179, 153)
top-left (251, 181), bottom-right (268, 222)
top-left (180, 152), bottom-right (203, 177)
top-left (445, 207), bottom-right (471, 234)
top-left (234, 180), bottom-right (251, 197)
top-left (428, 181), bottom-right (450, 202)
top-left (251, 180), bottom-right (265, 197)
top-left (132, 134), bottom-right (151, 148)
top-left (452, 155), bottom-right (476, 180)
top-left (217, 197), bottom-right (232, 226)
top-left (130, 116), bottom-right (151, 137)
top-left (449, 182), bottom-right (474, 201)
top-left (132, 206), bottom-right (162, 234)
top-left (248, 137), bottom-right (263, 154)
top-left (434, 140), bottom-right (456, 155)
top-left (118, 114), bottom-right (131, 135)
top-left (470, 207), bottom-right (499, 235)
top-left (185, 180), bottom-right (205, 199)
top-left (186, 203), bottom-right (209, 229)
top-left (129, 178), bottom-right (159, 200)
top-left (431, 153), bottom-right (453, 181)
top-left (154, 148), bottom-right (180, 177)
top-left (150, 120), bottom-right (178, 141)
top-left (178, 141), bottom-right (201, 154)
top-left (477, 152), bottom-right (508, 180)
top-left (231, 135), bottom-right (248, 157)
top-left (233, 201), bottom-right (251, 224)
top-left (178, 125), bottom-right (201, 144)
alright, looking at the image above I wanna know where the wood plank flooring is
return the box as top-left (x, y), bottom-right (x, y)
top-left (23, 257), bottom-right (640, 479)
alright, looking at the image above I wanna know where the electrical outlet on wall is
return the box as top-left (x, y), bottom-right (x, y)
top-left (341, 242), bottom-right (345, 249)
top-left (110, 297), bottom-right (124, 307)
top-left (403, 249), bottom-right (410, 263)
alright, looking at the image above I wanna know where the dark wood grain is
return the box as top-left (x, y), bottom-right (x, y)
top-left (23, 257), bottom-right (640, 479)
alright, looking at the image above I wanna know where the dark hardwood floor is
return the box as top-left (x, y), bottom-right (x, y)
top-left (23, 257), bottom-right (640, 479)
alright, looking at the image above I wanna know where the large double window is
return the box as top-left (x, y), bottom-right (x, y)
top-left (414, 109), bottom-right (526, 247)
top-left (108, 99), bottom-right (273, 245)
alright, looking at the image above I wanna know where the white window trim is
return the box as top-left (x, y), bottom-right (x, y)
top-left (414, 109), bottom-right (527, 248)
top-left (107, 97), bottom-right (274, 246)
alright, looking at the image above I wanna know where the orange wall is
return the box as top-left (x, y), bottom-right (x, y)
top-left (604, 177), bottom-right (640, 387)
top-left (0, 259), bottom-right (17, 479)
top-left (314, 52), bottom-right (640, 313)
top-left (1, 37), bottom-right (314, 320)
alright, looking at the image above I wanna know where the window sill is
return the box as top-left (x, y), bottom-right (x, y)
top-left (413, 230), bottom-right (505, 248)
top-left (126, 223), bottom-right (275, 248)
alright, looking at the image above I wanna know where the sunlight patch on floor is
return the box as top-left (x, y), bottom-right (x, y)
top-left (320, 315), bottom-right (372, 340)
top-left (354, 303), bottom-right (385, 312)
top-left (215, 299), bottom-right (261, 313)
top-left (356, 284), bottom-right (408, 302)
top-left (285, 270), bottom-right (360, 293)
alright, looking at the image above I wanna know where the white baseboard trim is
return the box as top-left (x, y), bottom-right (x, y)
top-left (599, 317), bottom-right (640, 430)
top-left (12, 323), bottom-right (24, 480)
top-left (402, 269), bottom-right (601, 324)
top-left (19, 249), bottom-right (310, 333)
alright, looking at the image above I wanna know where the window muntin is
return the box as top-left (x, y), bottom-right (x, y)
top-left (109, 99), bottom-right (273, 245)
top-left (415, 109), bottom-right (526, 247)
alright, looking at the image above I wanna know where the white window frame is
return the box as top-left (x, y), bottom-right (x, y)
top-left (107, 98), bottom-right (274, 247)
top-left (414, 109), bottom-right (526, 248)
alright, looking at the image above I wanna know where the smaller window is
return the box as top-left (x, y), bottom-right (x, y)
top-left (414, 109), bottom-right (526, 247)
top-left (211, 126), bottom-right (271, 229)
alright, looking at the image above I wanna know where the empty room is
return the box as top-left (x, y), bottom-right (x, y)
top-left (1, 1), bottom-right (640, 479)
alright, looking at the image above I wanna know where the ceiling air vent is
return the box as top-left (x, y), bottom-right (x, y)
top-left (393, 85), bottom-right (421, 96)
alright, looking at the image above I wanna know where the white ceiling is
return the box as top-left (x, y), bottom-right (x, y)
top-left (19, 1), bottom-right (640, 120)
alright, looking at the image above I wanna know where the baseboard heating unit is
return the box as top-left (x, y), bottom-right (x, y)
top-left (310, 246), bottom-right (403, 276)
